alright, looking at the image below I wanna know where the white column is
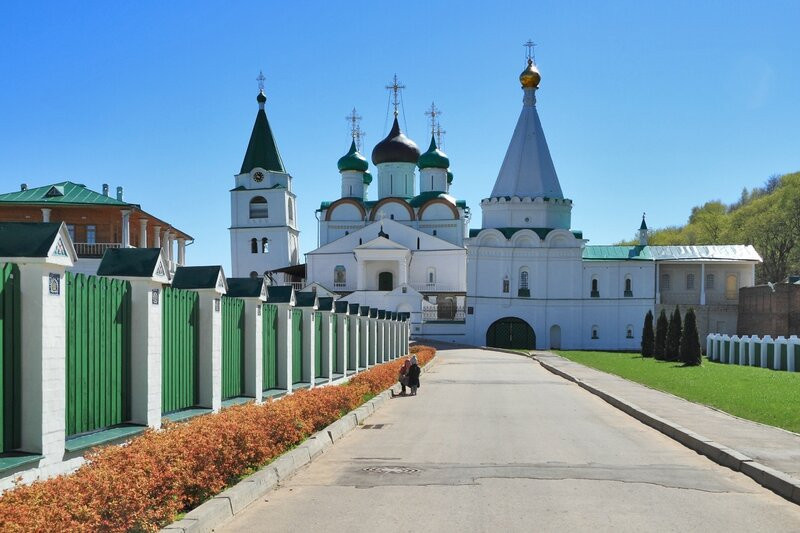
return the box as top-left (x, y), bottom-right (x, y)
top-left (153, 225), bottom-right (162, 249)
top-left (127, 280), bottom-right (163, 428)
top-left (274, 304), bottom-right (293, 391)
top-left (655, 263), bottom-right (661, 304)
top-left (359, 315), bottom-right (369, 369)
top-left (177, 238), bottom-right (186, 266)
top-left (139, 219), bottom-right (148, 248)
top-left (357, 261), bottom-right (366, 290)
top-left (700, 263), bottom-right (706, 305)
top-left (320, 311), bottom-right (333, 381)
top-left (788, 335), bottom-right (799, 372)
top-left (370, 317), bottom-right (378, 365)
top-left (706, 334), bottom-right (713, 360)
top-left (164, 231), bottom-right (173, 263)
top-left (242, 298), bottom-right (264, 402)
top-left (18, 263), bottom-right (67, 466)
top-left (121, 209), bottom-right (131, 248)
top-left (399, 258), bottom-right (409, 286)
top-left (41, 208), bottom-right (51, 222)
top-left (196, 290), bottom-right (223, 411)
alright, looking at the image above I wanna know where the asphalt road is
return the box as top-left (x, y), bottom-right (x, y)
top-left (221, 347), bottom-right (800, 532)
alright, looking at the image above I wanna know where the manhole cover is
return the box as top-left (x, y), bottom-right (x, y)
top-left (362, 466), bottom-right (421, 474)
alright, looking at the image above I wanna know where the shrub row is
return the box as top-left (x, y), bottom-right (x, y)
top-left (0, 346), bottom-right (435, 532)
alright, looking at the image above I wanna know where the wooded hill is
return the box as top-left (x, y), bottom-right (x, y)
top-left (620, 171), bottom-right (800, 284)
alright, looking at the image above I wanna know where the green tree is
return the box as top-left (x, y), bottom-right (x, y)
top-left (665, 306), bottom-right (682, 361)
top-left (680, 308), bottom-right (702, 366)
top-left (654, 309), bottom-right (668, 360)
top-left (641, 310), bottom-right (655, 357)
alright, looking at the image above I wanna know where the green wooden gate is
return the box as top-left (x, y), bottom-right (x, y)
top-left (486, 317), bottom-right (536, 350)
top-left (222, 296), bottom-right (245, 399)
top-left (331, 314), bottom-right (341, 374)
top-left (292, 309), bottom-right (303, 384)
top-left (314, 312), bottom-right (324, 379)
top-left (66, 272), bottom-right (131, 437)
top-left (0, 263), bottom-right (21, 452)
top-left (262, 304), bottom-right (279, 390)
top-left (162, 287), bottom-right (199, 414)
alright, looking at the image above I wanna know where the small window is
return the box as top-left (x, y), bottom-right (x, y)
top-left (417, 237), bottom-right (420, 250)
top-left (520, 270), bottom-right (529, 290)
top-left (662, 274), bottom-right (671, 290)
top-left (626, 325), bottom-right (634, 339)
top-left (249, 196), bottom-right (268, 218)
top-left (502, 277), bottom-right (510, 293)
top-left (624, 277), bottom-right (632, 297)
top-left (591, 326), bottom-right (599, 339)
top-left (390, 214), bottom-right (395, 220)
top-left (428, 269), bottom-right (435, 284)
top-left (591, 277), bottom-right (599, 298)
top-left (725, 274), bottom-right (738, 300)
top-left (288, 199), bottom-right (294, 221)
top-left (262, 238), bottom-right (269, 253)
top-left (706, 274), bottom-right (715, 290)
top-left (686, 273), bottom-right (695, 290)
top-left (250, 238), bottom-right (258, 254)
top-left (86, 225), bottom-right (96, 244)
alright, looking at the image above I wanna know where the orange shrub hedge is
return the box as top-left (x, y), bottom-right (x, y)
top-left (0, 346), bottom-right (435, 532)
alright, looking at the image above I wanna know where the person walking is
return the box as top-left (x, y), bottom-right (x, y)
top-left (398, 358), bottom-right (411, 396)
top-left (407, 355), bottom-right (421, 396)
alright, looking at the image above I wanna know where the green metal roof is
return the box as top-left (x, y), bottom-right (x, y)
top-left (334, 300), bottom-right (350, 313)
top-left (417, 135), bottom-right (450, 169)
top-left (0, 182), bottom-right (129, 206)
top-left (363, 171), bottom-right (373, 185)
top-left (337, 140), bottom-right (369, 172)
top-left (348, 303), bottom-right (360, 314)
top-left (582, 245), bottom-right (653, 261)
top-left (267, 285), bottom-right (293, 303)
top-left (0, 222), bottom-right (61, 257)
top-left (359, 305), bottom-right (370, 316)
top-left (240, 97), bottom-right (285, 174)
top-left (317, 296), bottom-right (334, 311)
top-left (377, 310), bottom-right (386, 319)
top-left (294, 292), bottom-right (317, 307)
top-left (369, 308), bottom-right (378, 318)
top-left (172, 266), bottom-right (223, 289)
top-left (320, 193), bottom-right (466, 212)
top-left (97, 248), bottom-right (162, 277)
top-left (226, 277), bottom-right (265, 298)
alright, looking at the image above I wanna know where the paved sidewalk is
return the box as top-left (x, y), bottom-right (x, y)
top-left (536, 352), bottom-right (800, 498)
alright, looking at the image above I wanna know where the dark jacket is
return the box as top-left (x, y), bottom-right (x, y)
top-left (407, 364), bottom-right (421, 387)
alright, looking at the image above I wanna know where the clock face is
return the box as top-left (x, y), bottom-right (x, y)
top-left (253, 171), bottom-right (264, 183)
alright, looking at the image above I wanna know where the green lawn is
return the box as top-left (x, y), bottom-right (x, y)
top-left (556, 351), bottom-right (800, 433)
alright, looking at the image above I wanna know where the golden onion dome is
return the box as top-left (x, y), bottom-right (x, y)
top-left (519, 59), bottom-right (541, 88)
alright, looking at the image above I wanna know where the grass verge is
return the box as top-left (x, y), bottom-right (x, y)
top-left (556, 351), bottom-right (800, 433)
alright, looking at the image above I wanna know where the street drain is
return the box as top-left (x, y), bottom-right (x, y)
top-left (361, 424), bottom-right (388, 429)
top-left (362, 466), bottom-right (421, 474)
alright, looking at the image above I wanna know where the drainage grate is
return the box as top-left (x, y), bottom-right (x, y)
top-left (362, 466), bottom-right (421, 474)
top-left (361, 424), bottom-right (387, 429)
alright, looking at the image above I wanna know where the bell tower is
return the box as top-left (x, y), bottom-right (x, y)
top-left (229, 72), bottom-right (300, 279)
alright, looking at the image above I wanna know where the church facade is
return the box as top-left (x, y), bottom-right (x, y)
top-left (231, 56), bottom-right (761, 350)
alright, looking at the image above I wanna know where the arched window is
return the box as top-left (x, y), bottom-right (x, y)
top-left (250, 238), bottom-right (258, 254)
top-left (519, 269), bottom-right (530, 297)
top-left (662, 273), bottom-right (671, 290)
top-left (591, 326), bottom-right (599, 339)
top-left (390, 214), bottom-right (395, 220)
top-left (591, 277), bottom-right (599, 298)
top-left (686, 273), bottom-right (695, 290)
top-left (706, 273), bottom-right (715, 290)
top-left (249, 196), bottom-right (268, 218)
top-left (725, 274), bottom-right (738, 300)
top-left (249, 271), bottom-right (258, 279)
top-left (262, 238), bottom-right (269, 253)
top-left (626, 325), bottom-right (634, 339)
top-left (334, 265), bottom-right (346, 288)
top-left (624, 277), bottom-right (633, 297)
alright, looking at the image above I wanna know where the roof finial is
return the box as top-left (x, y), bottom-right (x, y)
top-left (434, 121), bottom-right (446, 150)
top-left (346, 107), bottom-right (366, 151)
top-left (385, 74), bottom-right (405, 118)
top-left (256, 70), bottom-right (266, 92)
top-left (425, 102), bottom-right (442, 137)
top-left (524, 39), bottom-right (537, 63)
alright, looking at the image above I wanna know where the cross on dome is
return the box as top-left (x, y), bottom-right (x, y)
top-left (385, 74), bottom-right (406, 117)
top-left (425, 102), bottom-right (442, 137)
top-left (524, 39), bottom-right (537, 62)
top-left (256, 70), bottom-right (266, 92)
top-left (346, 107), bottom-right (366, 151)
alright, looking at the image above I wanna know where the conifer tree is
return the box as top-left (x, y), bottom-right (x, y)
top-left (654, 309), bottom-right (668, 360)
top-left (680, 308), bottom-right (702, 365)
top-left (641, 310), bottom-right (655, 357)
top-left (665, 306), bottom-right (682, 361)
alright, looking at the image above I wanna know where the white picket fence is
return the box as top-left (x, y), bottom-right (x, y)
top-left (706, 333), bottom-right (800, 371)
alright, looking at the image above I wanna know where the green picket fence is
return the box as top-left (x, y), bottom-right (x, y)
top-left (162, 287), bottom-right (199, 414)
top-left (331, 314), bottom-right (341, 374)
top-left (292, 309), bottom-right (303, 383)
top-left (0, 263), bottom-right (21, 453)
top-left (262, 304), bottom-right (279, 390)
top-left (314, 312), bottom-right (324, 379)
top-left (65, 272), bottom-right (131, 437)
top-left (222, 296), bottom-right (245, 400)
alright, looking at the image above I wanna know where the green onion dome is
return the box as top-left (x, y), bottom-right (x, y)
top-left (417, 135), bottom-right (450, 169)
top-left (337, 140), bottom-right (369, 172)
top-left (363, 171), bottom-right (373, 185)
top-left (447, 171), bottom-right (454, 184)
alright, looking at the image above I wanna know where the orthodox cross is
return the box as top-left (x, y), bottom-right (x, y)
top-left (385, 74), bottom-right (405, 117)
top-left (524, 39), bottom-right (537, 62)
top-left (424, 102), bottom-right (442, 137)
top-left (435, 121), bottom-right (446, 149)
top-left (256, 70), bottom-right (266, 92)
top-left (345, 107), bottom-right (366, 151)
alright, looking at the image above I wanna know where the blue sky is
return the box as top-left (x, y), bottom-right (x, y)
top-left (2, 1), bottom-right (798, 271)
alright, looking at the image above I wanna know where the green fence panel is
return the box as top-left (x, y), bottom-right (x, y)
top-left (262, 304), bottom-right (278, 390)
top-left (66, 272), bottom-right (131, 437)
top-left (732, 342), bottom-right (740, 365)
top-left (779, 343), bottom-right (788, 371)
top-left (766, 343), bottom-right (775, 369)
top-left (292, 309), bottom-right (303, 383)
top-left (162, 287), bottom-right (199, 414)
top-left (314, 312), bottom-right (323, 378)
top-left (794, 344), bottom-right (800, 372)
top-left (331, 314), bottom-right (340, 374)
top-left (0, 263), bottom-right (21, 452)
top-left (222, 296), bottom-right (245, 400)
top-left (347, 317), bottom-right (357, 371)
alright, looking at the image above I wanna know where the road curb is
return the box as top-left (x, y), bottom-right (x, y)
top-left (536, 355), bottom-right (800, 506)
top-left (162, 353), bottom-right (437, 532)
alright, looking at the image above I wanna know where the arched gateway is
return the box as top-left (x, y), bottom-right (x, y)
top-left (486, 317), bottom-right (536, 350)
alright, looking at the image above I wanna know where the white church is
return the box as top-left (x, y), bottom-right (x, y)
top-left (230, 54), bottom-right (761, 350)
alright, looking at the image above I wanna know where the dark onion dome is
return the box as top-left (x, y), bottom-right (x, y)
top-left (256, 90), bottom-right (267, 104)
top-left (447, 171), bottom-right (454, 184)
top-left (337, 140), bottom-right (369, 172)
top-left (371, 117), bottom-right (420, 165)
top-left (418, 135), bottom-right (449, 169)
top-left (363, 171), bottom-right (373, 185)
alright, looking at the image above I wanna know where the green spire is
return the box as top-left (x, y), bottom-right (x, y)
top-left (240, 91), bottom-right (285, 174)
top-left (337, 139), bottom-right (369, 172)
top-left (417, 135), bottom-right (450, 169)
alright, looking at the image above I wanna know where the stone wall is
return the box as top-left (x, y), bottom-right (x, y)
top-left (738, 283), bottom-right (800, 337)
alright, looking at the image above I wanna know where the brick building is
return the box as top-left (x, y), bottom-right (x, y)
top-left (737, 280), bottom-right (800, 337)
top-left (0, 181), bottom-right (192, 275)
